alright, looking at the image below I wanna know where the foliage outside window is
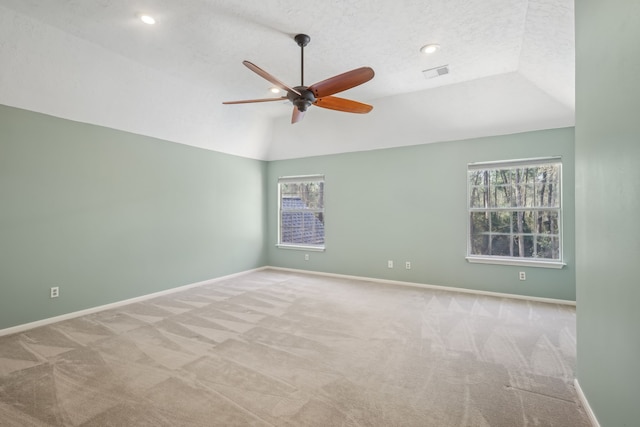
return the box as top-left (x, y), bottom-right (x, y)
top-left (277, 175), bottom-right (325, 250)
top-left (467, 158), bottom-right (563, 267)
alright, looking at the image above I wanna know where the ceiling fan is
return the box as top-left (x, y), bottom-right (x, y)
top-left (223, 34), bottom-right (374, 124)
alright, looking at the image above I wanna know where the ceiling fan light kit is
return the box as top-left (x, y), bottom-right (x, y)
top-left (223, 34), bottom-right (374, 124)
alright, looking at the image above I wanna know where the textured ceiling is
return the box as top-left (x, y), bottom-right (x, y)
top-left (0, 0), bottom-right (574, 160)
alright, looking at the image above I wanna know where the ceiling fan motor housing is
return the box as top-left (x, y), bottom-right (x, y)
top-left (289, 86), bottom-right (316, 112)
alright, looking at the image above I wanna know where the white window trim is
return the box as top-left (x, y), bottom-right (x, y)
top-left (466, 157), bottom-right (564, 269)
top-left (277, 174), bottom-right (325, 251)
top-left (465, 256), bottom-right (565, 269)
top-left (275, 243), bottom-right (326, 252)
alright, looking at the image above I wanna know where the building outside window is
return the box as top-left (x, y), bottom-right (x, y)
top-left (277, 175), bottom-right (325, 250)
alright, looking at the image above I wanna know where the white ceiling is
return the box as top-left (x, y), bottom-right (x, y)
top-left (0, 0), bottom-right (574, 160)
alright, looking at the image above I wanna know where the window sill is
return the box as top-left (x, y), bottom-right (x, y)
top-left (466, 256), bottom-right (565, 269)
top-left (276, 244), bottom-right (325, 252)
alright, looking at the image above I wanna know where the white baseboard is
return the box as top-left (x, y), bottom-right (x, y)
top-left (0, 267), bottom-right (268, 337)
top-left (267, 266), bottom-right (577, 306)
top-left (1, 265), bottom-right (574, 337)
top-left (574, 379), bottom-right (601, 427)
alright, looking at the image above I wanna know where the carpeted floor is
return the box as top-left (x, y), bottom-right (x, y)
top-left (0, 269), bottom-right (590, 426)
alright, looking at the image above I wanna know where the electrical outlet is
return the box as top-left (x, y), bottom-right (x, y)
top-left (388, 260), bottom-right (394, 268)
top-left (50, 287), bottom-right (59, 298)
top-left (519, 272), bottom-right (526, 281)
top-left (405, 261), bottom-right (411, 270)
top-left (304, 253), bottom-right (309, 261)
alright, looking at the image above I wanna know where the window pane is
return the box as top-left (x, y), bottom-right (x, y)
top-left (490, 184), bottom-right (512, 208)
top-left (513, 235), bottom-right (535, 258)
top-left (536, 211), bottom-right (559, 234)
top-left (513, 184), bottom-right (535, 207)
top-left (512, 211), bottom-right (535, 234)
top-left (512, 235), bottom-right (522, 257)
top-left (513, 168), bottom-right (535, 207)
top-left (490, 169), bottom-right (511, 185)
top-left (535, 183), bottom-right (559, 207)
top-left (535, 236), bottom-right (559, 259)
top-left (470, 212), bottom-right (489, 255)
top-left (281, 182), bottom-right (323, 209)
top-left (310, 213), bottom-right (325, 244)
top-left (524, 235), bottom-right (536, 257)
top-left (490, 235), bottom-right (511, 256)
top-left (470, 185), bottom-right (489, 208)
top-left (470, 212), bottom-right (489, 235)
top-left (281, 212), bottom-right (303, 242)
top-left (534, 165), bottom-right (560, 207)
top-left (468, 170), bottom-right (487, 186)
top-left (281, 210), bottom-right (325, 245)
top-left (490, 211), bottom-right (511, 233)
top-left (470, 233), bottom-right (489, 255)
top-left (536, 166), bottom-right (560, 183)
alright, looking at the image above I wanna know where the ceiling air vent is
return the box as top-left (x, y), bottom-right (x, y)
top-left (422, 65), bottom-right (449, 79)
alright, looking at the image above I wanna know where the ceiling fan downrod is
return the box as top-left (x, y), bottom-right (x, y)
top-left (294, 33), bottom-right (310, 86)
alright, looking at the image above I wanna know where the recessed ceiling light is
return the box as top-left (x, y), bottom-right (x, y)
top-left (420, 44), bottom-right (441, 54)
top-left (140, 14), bottom-right (156, 25)
top-left (270, 87), bottom-right (281, 94)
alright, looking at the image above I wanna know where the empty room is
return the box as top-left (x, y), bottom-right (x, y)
top-left (0, 1), bottom-right (637, 426)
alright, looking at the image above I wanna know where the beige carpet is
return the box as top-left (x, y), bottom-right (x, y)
top-left (0, 269), bottom-right (590, 426)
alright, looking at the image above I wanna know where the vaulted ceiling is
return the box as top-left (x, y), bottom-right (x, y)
top-left (0, 0), bottom-right (574, 160)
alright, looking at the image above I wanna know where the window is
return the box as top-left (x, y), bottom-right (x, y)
top-left (277, 175), bottom-right (325, 250)
top-left (467, 158), bottom-right (563, 268)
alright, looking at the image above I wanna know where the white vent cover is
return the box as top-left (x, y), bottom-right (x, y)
top-left (422, 65), bottom-right (450, 79)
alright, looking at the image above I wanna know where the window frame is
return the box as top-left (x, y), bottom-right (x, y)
top-left (276, 174), bottom-right (326, 251)
top-left (466, 157), bottom-right (565, 269)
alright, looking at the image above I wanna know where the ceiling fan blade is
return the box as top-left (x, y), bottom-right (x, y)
top-left (309, 67), bottom-right (374, 98)
top-left (243, 61), bottom-right (301, 96)
top-left (223, 97), bottom-right (287, 105)
top-left (291, 107), bottom-right (306, 124)
top-left (314, 96), bottom-right (373, 114)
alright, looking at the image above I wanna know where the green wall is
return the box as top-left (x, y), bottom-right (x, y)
top-left (0, 105), bottom-right (267, 330)
top-left (575, 1), bottom-right (640, 425)
top-left (0, 103), bottom-right (578, 334)
top-left (267, 127), bottom-right (576, 301)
